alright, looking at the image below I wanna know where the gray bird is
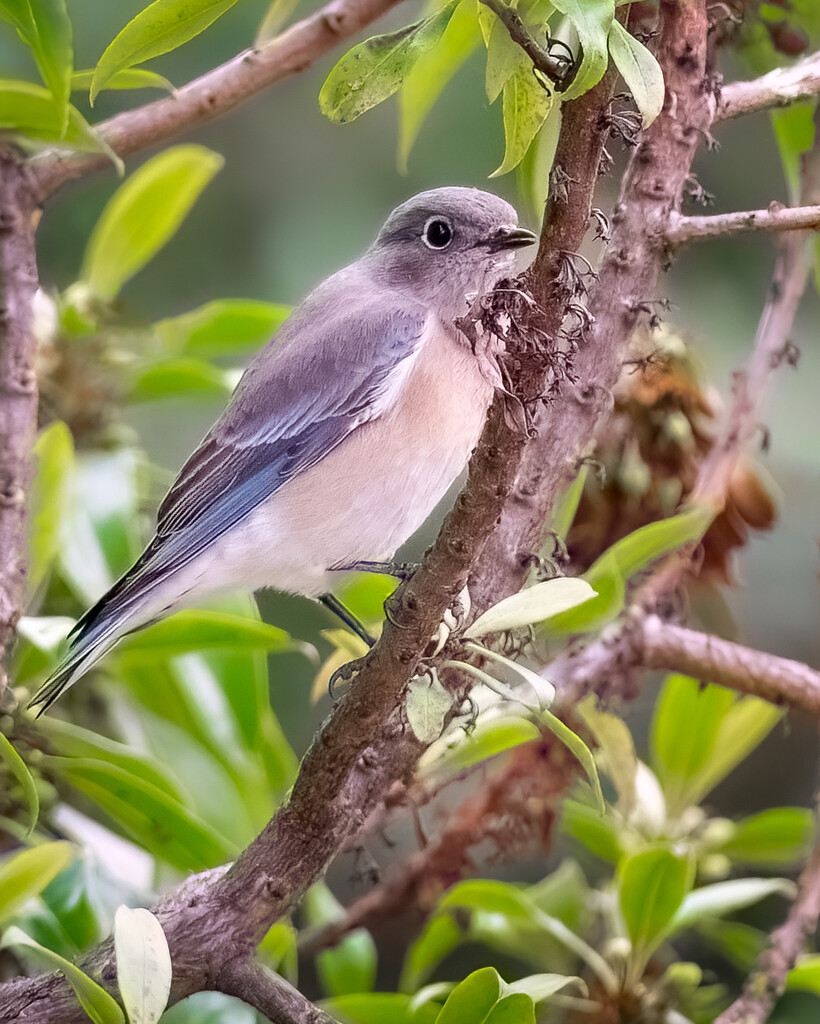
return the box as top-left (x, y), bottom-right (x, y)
top-left (32, 186), bottom-right (536, 712)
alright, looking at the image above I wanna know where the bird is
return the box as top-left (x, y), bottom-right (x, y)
top-left (31, 187), bottom-right (537, 713)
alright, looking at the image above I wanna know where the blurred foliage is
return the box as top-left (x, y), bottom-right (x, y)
top-left (0, 0), bottom-right (819, 1022)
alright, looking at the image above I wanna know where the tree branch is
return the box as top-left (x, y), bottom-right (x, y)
top-left (478, 0), bottom-right (573, 89)
top-left (718, 49), bottom-right (820, 121)
top-left (216, 958), bottom-right (335, 1024)
top-left (714, 791), bottom-right (820, 1024)
top-left (29, 0), bottom-right (406, 199)
top-left (0, 158), bottom-right (40, 699)
top-left (666, 203), bottom-right (820, 243)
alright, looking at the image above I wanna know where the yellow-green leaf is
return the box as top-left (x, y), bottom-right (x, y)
top-left (0, 732), bottom-right (39, 836)
top-left (114, 906), bottom-right (172, 1024)
top-left (607, 20), bottom-right (664, 127)
top-left (491, 63), bottom-right (554, 177)
top-left (1, 0), bottom-right (73, 132)
top-left (72, 67), bottom-right (173, 93)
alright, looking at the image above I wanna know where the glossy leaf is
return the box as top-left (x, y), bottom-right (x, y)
top-left (153, 298), bottom-right (290, 358)
top-left (80, 144), bottom-right (224, 300)
top-left (507, 973), bottom-right (587, 1003)
top-left (406, 671), bottom-right (452, 744)
top-left (2, 0), bottom-right (73, 131)
top-left (719, 808), bottom-right (814, 867)
top-left (551, 0), bottom-right (613, 101)
top-left (320, 2), bottom-right (457, 124)
top-left (418, 715), bottom-right (541, 780)
top-left (91, 0), bottom-right (240, 103)
top-left (436, 966), bottom-right (503, 1024)
top-left (72, 67), bottom-right (172, 93)
top-left (398, 0), bottom-right (481, 170)
top-left (28, 421), bottom-right (74, 594)
top-left (114, 906), bottom-right (172, 1024)
top-left (0, 731), bottom-right (39, 835)
top-left (322, 992), bottom-right (439, 1024)
top-left (483, 993), bottom-right (535, 1024)
top-left (491, 63), bottom-right (554, 177)
top-left (1, 926), bottom-right (124, 1024)
top-left (465, 577), bottom-right (596, 637)
top-left (607, 20), bottom-right (664, 127)
top-left (672, 877), bottom-right (795, 932)
top-left (618, 847), bottom-right (693, 956)
top-left (116, 609), bottom-right (296, 659)
top-left (0, 842), bottom-right (72, 923)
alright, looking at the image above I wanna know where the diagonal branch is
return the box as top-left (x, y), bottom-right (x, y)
top-left (478, 0), bottom-right (574, 89)
top-left (29, 0), bottom-right (406, 199)
top-left (666, 203), bottom-right (820, 243)
top-left (718, 49), bottom-right (820, 122)
top-left (216, 959), bottom-right (335, 1024)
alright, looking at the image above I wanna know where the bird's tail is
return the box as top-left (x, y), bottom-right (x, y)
top-left (28, 619), bottom-right (126, 715)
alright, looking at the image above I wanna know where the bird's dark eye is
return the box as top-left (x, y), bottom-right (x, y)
top-left (423, 217), bottom-right (453, 250)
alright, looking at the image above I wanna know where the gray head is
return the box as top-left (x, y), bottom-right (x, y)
top-left (364, 187), bottom-right (536, 322)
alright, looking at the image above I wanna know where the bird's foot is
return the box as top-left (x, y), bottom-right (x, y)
top-left (425, 585), bottom-right (472, 658)
top-left (328, 655), bottom-right (368, 700)
top-left (334, 560), bottom-right (421, 582)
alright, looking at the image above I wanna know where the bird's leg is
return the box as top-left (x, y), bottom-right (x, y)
top-left (332, 560), bottom-right (420, 581)
top-left (426, 584), bottom-right (472, 657)
top-left (319, 593), bottom-right (376, 647)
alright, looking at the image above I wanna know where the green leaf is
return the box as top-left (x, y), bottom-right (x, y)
top-left (255, 0), bottom-right (303, 44)
top-left (80, 144), bottom-right (224, 300)
top-left (406, 671), bottom-right (452, 744)
top-left (464, 577), bottom-right (596, 637)
top-left (507, 973), bottom-right (587, 1003)
top-left (697, 918), bottom-right (767, 972)
top-left (28, 421), bottom-right (74, 595)
top-left (320, 2), bottom-right (457, 124)
top-left (551, 0), bottom-right (613, 100)
top-left (116, 609), bottom-right (297, 660)
top-left (91, 0), bottom-right (240, 103)
top-left (561, 799), bottom-right (622, 862)
top-left (400, 913), bottom-right (461, 992)
top-left (398, 0), bottom-right (481, 170)
top-left (650, 674), bottom-right (736, 817)
top-left (771, 102), bottom-right (815, 204)
top-left (718, 808), bottom-right (815, 867)
top-left (153, 298), bottom-right (290, 358)
top-left (672, 878), bottom-right (796, 932)
top-left (536, 706), bottom-right (604, 812)
top-left (0, 731), bottom-right (40, 835)
top-left (787, 954), bottom-right (820, 995)
top-left (549, 465), bottom-right (588, 543)
top-left (491, 63), bottom-right (554, 177)
top-left (436, 966), bottom-right (503, 1024)
top-left (618, 847), bottom-right (693, 961)
top-left (2, 0), bottom-right (73, 132)
top-left (44, 755), bottom-right (237, 870)
top-left (543, 503), bottom-right (715, 635)
top-left (114, 906), bottom-right (172, 1024)
top-left (483, 993), bottom-right (535, 1024)
top-left (1, 925), bottom-right (124, 1024)
top-left (418, 715), bottom-right (541, 780)
top-left (304, 884), bottom-right (377, 998)
top-left (484, 12), bottom-right (525, 104)
top-left (577, 696), bottom-right (637, 814)
top-left (72, 67), bottom-right (173, 93)
top-left (322, 993), bottom-right (439, 1024)
top-left (0, 842), bottom-right (72, 923)
top-left (129, 358), bottom-right (233, 402)
top-left (607, 20), bottom-right (663, 127)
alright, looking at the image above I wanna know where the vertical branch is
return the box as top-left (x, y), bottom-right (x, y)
top-left (0, 155), bottom-right (40, 696)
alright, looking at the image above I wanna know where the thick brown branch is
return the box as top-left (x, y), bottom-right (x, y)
top-left (666, 203), bottom-right (820, 243)
top-left (718, 49), bottom-right (820, 121)
top-left (642, 615), bottom-right (820, 715)
top-left (29, 0), bottom-right (405, 198)
top-left (0, 157), bottom-right (40, 698)
top-left (715, 794), bottom-right (820, 1024)
top-left (216, 959), bottom-right (335, 1024)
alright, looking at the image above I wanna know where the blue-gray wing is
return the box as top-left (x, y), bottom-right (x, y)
top-left (83, 281), bottom-right (428, 617)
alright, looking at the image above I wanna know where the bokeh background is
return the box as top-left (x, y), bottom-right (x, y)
top-left (3, 0), bottom-right (820, 1015)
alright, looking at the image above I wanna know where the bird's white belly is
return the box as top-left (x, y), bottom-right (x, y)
top-left (203, 322), bottom-right (494, 596)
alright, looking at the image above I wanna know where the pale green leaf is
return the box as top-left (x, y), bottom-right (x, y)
top-left (549, 464), bottom-right (588, 542)
top-left (406, 671), bottom-right (452, 743)
top-left (398, 0), bottom-right (481, 170)
top-left (0, 842), bottom-right (72, 922)
top-left (321, 992), bottom-right (438, 1024)
top-left (464, 577), bottom-right (596, 637)
top-left (0, 732), bottom-right (39, 836)
top-left (483, 993), bottom-right (535, 1024)
top-left (129, 358), bottom-right (233, 401)
top-left (485, 13), bottom-right (524, 104)
top-left (507, 973), bottom-right (587, 1002)
top-left (672, 878), bottom-right (795, 932)
top-left (1, 926), bottom-right (124, 1024)
top-left (436, 966), bottom-right (503, 1024)
top-left (72, 67), bottom-right (173, 93)
top-left (618, 847), bottom-right (693, 960)
top-left (153, 298), bottom-right (290, 358)
top-left (2, 0), bottom-right (73, 132)
top-left (117, 609), bottom-right (297, 659)
top-left (551, 0), bottom-right (613, 100)
top-left (320, 2), bottom-right (457, 124)
top-left (81, 144), bottom-right (224, 300)
top-left (607, 20), bottom-right (664, 127)
top-left (28, 421), bottom-right (74, 595)
top-left (255, 0), bottom-right (302, 44)
top-left (400, 913), bottom-right (461, 991)
top-left (418, 715), bottom-right (541, 779)
top-left (114, 906), bottom-right (172, 1024)
top-left (577, 696), bottom-right (637, 814)
top-left (491, 63), bottom-right (554, 177)
top-left (561, 799), bottom-right (622, 862)
top-left (787, 954), bottom-right (820, 995)
top-left (719, 808), bottom-right (814, 867)
top-left (536, 706), bottom-right (604, 812)
top-left (771, 102), bottom-right (815, 204)
top-left (91, 0), bottom-right (240, 104)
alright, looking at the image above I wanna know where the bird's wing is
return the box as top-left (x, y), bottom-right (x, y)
top-left (77, 285), bottom-right (429, 622)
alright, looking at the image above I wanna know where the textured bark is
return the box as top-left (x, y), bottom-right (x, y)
top-left (0, 155), bottom-right (39, 698)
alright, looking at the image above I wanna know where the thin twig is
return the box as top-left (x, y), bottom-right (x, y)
top-left (29, 0), bottom-right (406, 198)
top-left (718, 49), bottom-right (820, 122)
top-left (666, 203), bottom-right (820, 244)
top-left (714, 790), bottom-right (820, 1024)
top-left (478, 0), bottom-right (573, 89)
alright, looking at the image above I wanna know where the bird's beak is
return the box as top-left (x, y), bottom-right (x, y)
top-left (486, 225), bottom-right (539, 252)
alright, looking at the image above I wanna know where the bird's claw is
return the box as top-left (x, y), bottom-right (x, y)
top-left (425, 585), bottom-right (472, 658)
top-left (328, 655), bottom-right (367, 699)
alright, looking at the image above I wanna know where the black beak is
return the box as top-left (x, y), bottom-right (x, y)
top-left (486, 225), bottom-right (539, 252)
